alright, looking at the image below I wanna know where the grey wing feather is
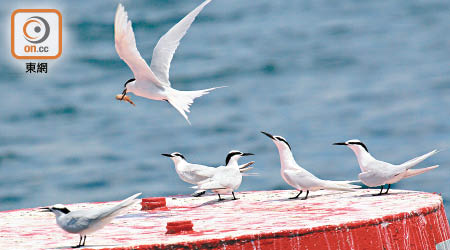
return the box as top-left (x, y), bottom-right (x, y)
top-left (60, 193), bottom-right (141, 234)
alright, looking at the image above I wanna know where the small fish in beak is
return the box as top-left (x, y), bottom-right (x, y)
top-left (115, 94), bottom-right (135, 106)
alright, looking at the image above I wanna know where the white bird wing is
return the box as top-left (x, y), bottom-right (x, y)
top-left (149, 0), bottom-right (212, 85)
top-left (399, 149), bottom-right (438, 170)
top-left (196, 166), bottom-right (238, 190)
top-left (182, 164), bottom-right (217, 181)
top-left (358, 171), bottom-right (390, 187)
top-left (195, 179), bottom-right (227, 190)
top-left (283, 169), bottom-right (325, 189)
top-left (115, 4), bottom-right (162, 84)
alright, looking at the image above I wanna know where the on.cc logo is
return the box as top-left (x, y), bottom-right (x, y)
top-left (23, 16), bottom-right (50, 44)
top-left (11, 9), bottom-right (62, 59)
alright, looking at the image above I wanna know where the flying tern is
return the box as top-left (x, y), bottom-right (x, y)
top-left (333, 139), bottom-right (438, 195)
top-left (40, 193), bottom-right (141, 248)
top-left (261, 131), bottom-right (360, 200)
top-left (115, 0), bottom-right (224, 124)
top-left (193, 150), bottom-right (254, 201)
top-left (162, 152), bottom-right (255, 197)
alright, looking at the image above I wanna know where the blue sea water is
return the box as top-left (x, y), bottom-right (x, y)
top-left (0, 0), bottom-right (449, 219)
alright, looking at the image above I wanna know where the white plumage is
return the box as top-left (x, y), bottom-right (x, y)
top-left (193, 150), bottom-right (254, 201)
top-left (114, 0), bottom-right (224, 124)
top-left (334, 139), bottom-right (438, 195)
top-left (262, 132), bottom-right (360, 200)
top-left (41, 193), bottom-right (141, 248)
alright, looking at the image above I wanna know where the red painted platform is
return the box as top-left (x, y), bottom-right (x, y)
top-left (0, 190), bottom-right (449, 250)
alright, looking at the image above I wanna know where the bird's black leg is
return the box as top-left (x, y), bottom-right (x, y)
top-left (289, 190), bottom-right (302, 199)
top-left (232, 192), bottom-right (238, 200)
top-left (218, 194), bottom-right (224, 201)
top-left (72, 235), bottom-right (82, 248)
top-left (373, 185), bottom-right (384, 196)
top-left (301, 190), bottom-right (310, 200)
top-left (384, 184), bottom-right (391, 194)
top-left (82, 236), bottom-right (86, 246)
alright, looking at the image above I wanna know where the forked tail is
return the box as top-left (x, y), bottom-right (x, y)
top-left (400, 149), bottom-right (439, 170)
top-left (239, 161), bottom-right (255, 173)
top-left (116, 192), bottom-right (142, 209)
top-left (404, 165), bottom-right (439, 178)
top-left (167, 86), bottom-right (226, 124)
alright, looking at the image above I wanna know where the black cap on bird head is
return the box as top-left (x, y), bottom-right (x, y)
top-left (120, 78), bottom-right (135, 100)
top-left (261, 131), bottom-right (291, 150)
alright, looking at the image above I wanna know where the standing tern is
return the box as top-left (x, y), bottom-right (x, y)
top-left (333, 139), bottom-right (439, 195)
top-left (162, 152), bottom-right (255, 197)
top-left (261, 132), bottom-right (360, 200)
top-left (40, 193), bottom-right (141, 248)
top-left (114, 0), bottom-right (224, 124)
top-left (194, 150), bottom-right (254, 201)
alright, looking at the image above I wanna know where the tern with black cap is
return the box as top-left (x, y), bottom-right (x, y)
top-left (193, 150), bottom-right (254, 201)
top-left (114, 0), bottom-right (225, 124)
top-left (333, 139), bottom-right (439, 195)
top-left (262, 131), bottom-right (360, 200)
top-left (40, 193), bottom-right (141, 248)
top-left (162, 152), bottom-right (255, 197)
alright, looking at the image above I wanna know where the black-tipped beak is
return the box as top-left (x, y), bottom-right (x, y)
top-left (120, 89), bottom-right (127, 100)
top-left (261, 131), bottom-right (274, 140)
top-left (161, 153), bottom-right (173, 158)
top-left (241, 153), bottom-right (254, 156)
top-left (333, 142), bottom-right (347, 146)
top-left (40, 207), bottom-right (51, 212)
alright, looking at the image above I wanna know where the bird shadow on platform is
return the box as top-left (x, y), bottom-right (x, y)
top-left (261, 191), bottom-right (353, 203)
top-left (50, 244), bottom-right (117, 249)
top-left (354, 190), bottom-right (417, 198)
top-left (117, 212), bottom-right (171, 219)
top-left (193, 198), bottom-right (235, 208)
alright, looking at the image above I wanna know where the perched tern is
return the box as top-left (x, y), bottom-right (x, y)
top-left (194, 150), bottom-right (254, 201)
top-left (333, 139), bottom-right (439, 195)
top-left (40, 193), bottom-right (141, 248)
top-left (261, 132), bottom-right (360, 200)
top-left (162, 152), bottom-right (255, 197)
top-left (115, 0), bottom-right (224, 124)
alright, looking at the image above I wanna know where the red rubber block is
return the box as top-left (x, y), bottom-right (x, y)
top-left (0, 190), bottom-right (448, 250)
top-left (141, 197), bottom-right (167, 211)
top-left (166, 220), bottom-right (194, 234)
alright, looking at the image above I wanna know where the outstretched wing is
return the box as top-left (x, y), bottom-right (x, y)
top-left (115, 4), bottom-right (161, 84)
top-left (150, 0), bottom-right (212, 85)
